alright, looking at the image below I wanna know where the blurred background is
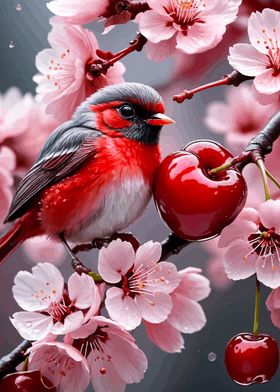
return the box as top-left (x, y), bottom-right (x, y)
top-left (0, 1), bottom-right (280, 391)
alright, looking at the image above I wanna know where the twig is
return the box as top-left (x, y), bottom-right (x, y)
top-left (173, 70), bottom-right (254, 103)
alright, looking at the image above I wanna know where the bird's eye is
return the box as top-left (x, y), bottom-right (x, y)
top-left (118, 105), bottom-right (135, 119)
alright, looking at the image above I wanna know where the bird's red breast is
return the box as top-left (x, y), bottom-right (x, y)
top-left (38, 135), bottom-right (161, 238)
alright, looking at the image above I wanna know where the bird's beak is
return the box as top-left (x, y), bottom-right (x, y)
top-left (146, 113), bottom-right (175, 126)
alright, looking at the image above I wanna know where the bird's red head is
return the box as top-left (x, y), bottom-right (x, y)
top-left (73, 82), bottom-right (174, 145)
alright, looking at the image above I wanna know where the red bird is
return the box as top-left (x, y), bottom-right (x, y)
top-left (0, 82), bottom-right (174, 264)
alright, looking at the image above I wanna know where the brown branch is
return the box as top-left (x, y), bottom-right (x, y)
top-left (87, 33), bottom-right (147, 78)
top-left (0, 340), bottom-right (31, 379)
top-left (173, 70), bottom-right (254, 103)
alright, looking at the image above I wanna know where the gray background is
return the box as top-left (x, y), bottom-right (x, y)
top-left (0, 1), bottom-right (279, 391)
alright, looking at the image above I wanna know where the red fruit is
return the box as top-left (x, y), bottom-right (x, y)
top-left (153, 140), bottom-right (247, 241)
top-left (0, 370), bottom-right (57, 391)
top-left (225, 333), bottom-right (279, 385)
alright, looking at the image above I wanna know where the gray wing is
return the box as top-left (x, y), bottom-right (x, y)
top-left (5, 124), bottom-right (102, 222)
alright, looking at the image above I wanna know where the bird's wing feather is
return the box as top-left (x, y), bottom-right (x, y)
top-left (5, 126), bottom-right (102, 222)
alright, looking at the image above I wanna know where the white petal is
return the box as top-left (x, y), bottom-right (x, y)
top-left (10, 312), bottom-right (53, 340)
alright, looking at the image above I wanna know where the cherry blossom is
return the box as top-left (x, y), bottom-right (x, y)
top-left (266, 287), bottom-right (280, 330)
top-left (47, 0), bottom-right (145, 32)
top-left (98, 239), bottom-right (180, 330)
top-left (0, 88), bottom-right (60, 175)
top-left (204, 84), bottom-right (278, 155)
top-left (138, 0), bottom-right (241, 58)
top-left (66, 316), bottom-right (148, 392)
top-left (34, 18), bottom-right (125, 122)
top-left (11, 263), bottom-right (100, 340)
top-left (144, 267), bottom-right (210, 353)
top-left (228, 8), bottom-right (280, 98)
top-left (0, 147), bottom-right (16, 226)
top-left (22, 236), bottom-right (66, 266)
top-left (27, 341), bottom-right (90, 392)
top-left (219, 201), bottom-right (280, 289)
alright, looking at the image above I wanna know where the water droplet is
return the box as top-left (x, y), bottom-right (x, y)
top-left (100, 367), bottom-right (106, 375)
top-left (9, 41), bottom-right (15, 49)
top-left (208, 352), bottom-right (217, 362)
top-left (25, 321), bottom-right (32, 328)
top-left (16, 3), bottom-right (22, 11)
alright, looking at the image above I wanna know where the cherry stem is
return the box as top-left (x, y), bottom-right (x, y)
top-left (88, 33), bottom-right (147, 78)
top-left (265, 168), bottom-right (280, 191)
top-left (253, 277), bottom-right (261, 337)
top-left (256, 159), bottom-right (271, 201)
top-left (173, 70), bottom-right (254, 103)
top-left (207, 151), bottom-right (251, 175)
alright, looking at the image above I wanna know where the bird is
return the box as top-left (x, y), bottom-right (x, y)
top-left (0, 82), bottom-right (174, 265)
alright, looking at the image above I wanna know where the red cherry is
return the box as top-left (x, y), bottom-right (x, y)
top-left (153, 140), bottom-right (247, 241)
top-left (224, 333), bottom-right (279, 385)
top-left (0, 370), bottom-right (57, 391)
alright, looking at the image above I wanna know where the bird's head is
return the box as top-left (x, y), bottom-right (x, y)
top-left (73, 82), bottom-right (174, 144)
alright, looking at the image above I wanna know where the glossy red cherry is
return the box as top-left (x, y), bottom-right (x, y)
top-left (153, 140), bottom-right (247, 241)
top-left (0, 370), bottom-right (57, 391)
top-left (224, 333), bottom-right (279, 385)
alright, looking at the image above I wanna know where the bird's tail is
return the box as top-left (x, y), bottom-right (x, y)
top-left (0, 213), bottom-right (41, 265)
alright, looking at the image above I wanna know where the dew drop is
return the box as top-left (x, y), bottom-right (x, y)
top-left (16, 3), bottom-right (22, 11)
top-left (25, 321), bottom-right (32, 328)
top-left (9, 41), bottom-right (15, 49)
top-left (100, 367), bottom-right (106, 375)
top-left (208, 352), bottom-right (217, 362)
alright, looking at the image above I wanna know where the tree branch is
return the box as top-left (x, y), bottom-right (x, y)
top-left (0, 340), bottom-right (31, 379)
top-left (173, 70), bottom-right (254, 103)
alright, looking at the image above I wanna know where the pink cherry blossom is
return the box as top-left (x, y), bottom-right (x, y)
top-left (0, 88), bottom-right (60, 175)
top-left (266, 287), bottom-right (280, 330)
top-left (98, 239), bottom-right (180, 330)
top-left (0, 147), bottom-right (16, 226)
top-left (228, 8), bottom-right (280, 98)
top-left (22, 236), bottom-right (66, 266)
top-left (144, 267), bottom-right (210, 353)
top-left (66, 316), bottom-right (148, 392)
top-left (203, 237), bottom-right (232, 290)
top-left (11, 263), bottom-right (100, 340)
top-left (34, 18), bottom-right (125, 122)
top-left (138, 0), bottom-right (241, 58)
top-left (204, 84), bottom-right (278, 155)
top-left (219, 201), bottom-right (280, 288)
top-left (28, 341), bottom-right (90, 392)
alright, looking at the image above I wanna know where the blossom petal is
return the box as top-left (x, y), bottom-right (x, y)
top-left (105, 287), bottom-right (141, 330)
top-left (223, 241), bottom-right (257, 280)
top-left (259, 200), bottom-right (280, 232)
top-left (105, 331), bottom-right (148, 384)
top-left (98, 240), bottom-right (135, 284)
top-left (13, 263), bottom-right (64, 311)
top-left (228, 44), bottom-right (268, 76)
top-left (135, 292), bottom-right (172, 323)
top-left (270, 309), bottom-right (280, 330)
top-left (254, 69), bottom-right (280, 94)
top-left (134, 241), bottom-right (162, 269)
top-left (144, 320), bottom-right (184, 353)
top-left (51, 311), bottom-right (84, 335)
top-left (68, 272), bottom-right (100, 310)
top-left (10, 312), bottom-right (53, 340)
top-left (256, 261), bottom-right (280, 289)
top-left (266, 288), bottom-right (280, 311)
top-left (218, 215), bottom-right (259, 248)
top-left (175, 268), bottom-right (210, 301)
top-left (139, 11), bottom-right (175, 44)
top-left (88, 353), bottom-right (126, 392)
top-left (168, 295), bottom-right (206, 333)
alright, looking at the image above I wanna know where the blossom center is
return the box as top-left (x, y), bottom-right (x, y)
top-left (256, 28), bottom-right (280, 76)
top-left (165, 0), bottom-right (205, 32)
top-left (47, 301), bottom-right (72, 322)
top-left (245, 224), bottom-right (280, 270)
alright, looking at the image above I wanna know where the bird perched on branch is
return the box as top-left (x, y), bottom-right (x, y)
top-left (0, 82), bottom-right (174, 265)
